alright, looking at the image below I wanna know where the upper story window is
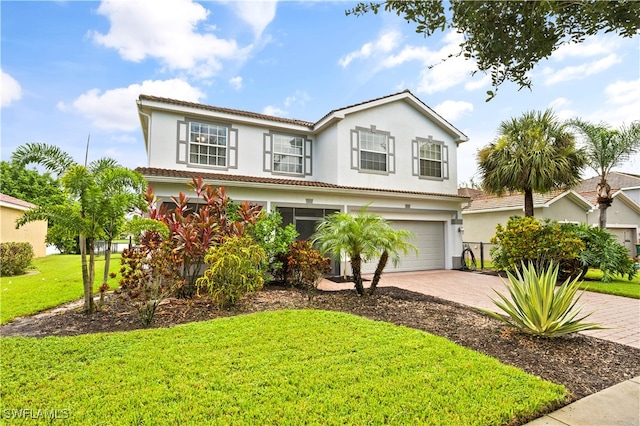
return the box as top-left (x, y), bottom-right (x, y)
top-left (350, 126), bottom-right (395, 175)
top-left (264, 132), bottom-right (312, 176)
top-left (412, 136), bottom-right (449, 180)
top-left (360, 130), bottom-right (388, 172)
top-left (273, 134), bottom-right (304, 174)
top-left (419, 141), bottom-right (442, 178)
top-left (189, 122), bottom-right (227, 167)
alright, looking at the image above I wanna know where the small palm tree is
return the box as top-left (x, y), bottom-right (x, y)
top-left (313, 208), bottom-right (387, 295)
top-left (369, 227), bottom-right (417, 295)
top-left (478, 109), bottom-right (586, 217)
top-left (12, 143), bottom-right (146, 313)
top-left (568, 119), bottom-right (640, 228)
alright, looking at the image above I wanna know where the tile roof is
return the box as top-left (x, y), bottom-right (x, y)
top-left (138, 95), bottom-right (316, 128)
top-left (464, 189), bottom-right (570, 211)
top-left (574, 172), bottom-right (640, 193)
top-left (138, 89), bottom-right (467, 141)
top-left (457, 187), bottom-right (485, 199)
top-left (0, 193), bottom-right (36, 209)
top-left (137, 167), bottom-right (468, 200)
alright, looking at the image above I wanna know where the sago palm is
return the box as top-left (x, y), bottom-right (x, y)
top-left (478, 109), bottom-right (586, 217)
top-left (567, 119), bottom-right (640, 228)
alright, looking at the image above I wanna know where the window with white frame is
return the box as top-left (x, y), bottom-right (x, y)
top-left (189, 122), bottom-right (227, 167)
top-left (419, 141), bottom-right (442, 178)
top-left (359, 129), bottom-right (388, 172)
top-left (412, 136), bottom-right (448, 180)
top-left (273, 134), bottom-right (304, 174)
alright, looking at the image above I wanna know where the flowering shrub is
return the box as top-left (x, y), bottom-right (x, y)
top-left (0, 242), bottom-right (34, 276)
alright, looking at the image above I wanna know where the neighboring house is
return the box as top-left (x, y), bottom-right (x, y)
top-left (460, 172), bottom-right (640, 257)
top-left (136, 90), bottom-right (470, 274)
top-left (0, 193), bottom-right (47, 257)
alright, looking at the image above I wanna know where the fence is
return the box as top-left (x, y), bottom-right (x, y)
top-left (461, 241), bottom-right (497, 270)
top-left (94, 239), bottom-right (132, 256)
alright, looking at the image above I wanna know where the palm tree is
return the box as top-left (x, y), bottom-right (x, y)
top-left (478, 109), bottom-right (586, 217)
top-left (368, 226), bottom-right (417, 295)
top-left (12, 143), bottom-right (146, 313)
top-left (312, 208), bottom-right (387, 295)
top-left (568, 119), bottom-right (640, 228)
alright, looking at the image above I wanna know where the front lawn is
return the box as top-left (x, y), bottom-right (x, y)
top-left (579, 268), bottom-right (640, 299)
top-left (0, 309), bottom-right (567, 425)
top-left (0, 254), bottom-right (121, 324)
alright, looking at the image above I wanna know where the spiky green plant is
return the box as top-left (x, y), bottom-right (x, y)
top-left (482, 262), bottom-right (604, 337)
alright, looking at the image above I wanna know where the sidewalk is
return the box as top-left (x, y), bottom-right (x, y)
top-left (318, 270), bottom-right (640, 426)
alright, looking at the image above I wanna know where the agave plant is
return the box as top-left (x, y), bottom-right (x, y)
top-left (482, 262), bottom-right (604, 337)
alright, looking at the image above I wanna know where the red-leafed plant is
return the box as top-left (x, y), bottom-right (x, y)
top-left (144, 177), bottom-right (262, 296)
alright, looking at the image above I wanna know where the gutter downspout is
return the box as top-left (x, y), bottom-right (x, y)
top-left (138, 106), bottom-right (152, 167)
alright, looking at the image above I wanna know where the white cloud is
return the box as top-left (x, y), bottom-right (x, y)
top-left (544, 53), bottom-right (621, 85)
top-left (263, 105), bottom-right (286, 117)
top-left (229, 76), bottom-right (243, 90)
top-left (284, 90), bottom-right (310, 108)
top-left (59, 79), bottom-right (204, 131)
top-left (548, 97), bottom-right (576, 121)
top-left (552, 35), bottom-right (619, 61)
top-left (464, 74), bottom-right (490, 91)
top-left (433, 100), bottom-right (474, 122)
top-left (598, 78), bottom-right (640, 125)
top-left (1, 70), bottom-right (22, 108)
top-left (225, 1), bottom-right (277, 38)
top-left (92, 0), bottom-right (251, 78)
top-left (338, 30), bottom-right (402, 67)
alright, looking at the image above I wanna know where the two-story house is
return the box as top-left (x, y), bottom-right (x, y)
top-left (136, 90), bottom-right (470, 274)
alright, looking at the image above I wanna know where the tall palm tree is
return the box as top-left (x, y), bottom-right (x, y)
top-left (368, 226), bottom-right (417, 295)
top-left (12, 143), bottom-right (146, 313)
top-left (478, 109), bottom-right (586, 217)
top-left (312, 208), bottom-right (387, 295)
top-left (568, 119), bottom-right (640, 228)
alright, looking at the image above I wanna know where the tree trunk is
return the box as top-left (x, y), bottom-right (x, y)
top-left (350, 255), bottom-right (365, 295)
top-left (79, 235), bottom-right (95, 314)
top-left (598, 203), bottom-right (608, 229)
top-left (369, 250), bottom-right (389, 295)
top-left (524, 188), bottom-right (534, 217)
top-left (102, 239), bottom-right (112, 288)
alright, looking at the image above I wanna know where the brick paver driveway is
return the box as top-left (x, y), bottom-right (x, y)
top-left (319, 270), bottom-right (640, 349)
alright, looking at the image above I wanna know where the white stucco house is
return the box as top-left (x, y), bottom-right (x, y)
top-left (136, 90), bottom-right (470, 274)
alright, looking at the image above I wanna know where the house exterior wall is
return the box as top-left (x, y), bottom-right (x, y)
top-left (139, 92), bottom-right (468, 272)
top-left (143, 99), bottom-right (459, 196)
top-left (329, 101), bottom-right (459, 194)
top-left (586, 197), bottom-right (640, 255)
top-left (146, 179), bottom-right (464, 270)
top-left (542, 198), bottom-right (590, 223)
top-left (0, 205), bottom-right (47, 258)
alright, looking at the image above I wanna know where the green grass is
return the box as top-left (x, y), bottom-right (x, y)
top-left (0, 310), bottom-right (567, 425)
top-left (578, 268), bottom-right (640, 299)
top-left (0, 254), bottom-right (121, 324)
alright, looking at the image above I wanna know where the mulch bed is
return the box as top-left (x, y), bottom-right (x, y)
top-left (2, 284), bottom-right (639, 405)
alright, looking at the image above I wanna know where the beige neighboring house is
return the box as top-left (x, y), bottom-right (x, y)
top-left (460, 172), bottom-right (640, 257)
top-left (0, 193), bottom-right (47, 258)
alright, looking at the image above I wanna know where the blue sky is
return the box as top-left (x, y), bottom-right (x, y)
top-left (2, 0), bottom-right (639, 186)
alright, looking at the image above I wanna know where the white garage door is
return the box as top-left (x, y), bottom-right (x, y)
top-left (608, 228), bottom-right (636, 257)
top-left (361, 220), bottom-right (445, 273)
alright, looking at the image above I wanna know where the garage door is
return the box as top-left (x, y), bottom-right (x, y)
top-left (361, 221), bottom-right (445, 273)
top-left (608, 228), bottom-right (636, 257)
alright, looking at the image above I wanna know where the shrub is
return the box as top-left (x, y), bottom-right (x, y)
top-left (118, 230), bottom-right (183, 326)
top-left (197, 236), bottom-right (266, 308)
top-left (247, 210), bottom-right (298, 280)
top-left (482, 262), bottom-right (603, 337)
top-left (568, 224), bottom-right (637, 282)
top-left (280, 240), bottom-right (331, 300)
top-left (490, 216), bottom-right (584, 275)
top-left (146, 177), bottom-right (262, 296)
top-left (0, 242), bottom-right (34, 276)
